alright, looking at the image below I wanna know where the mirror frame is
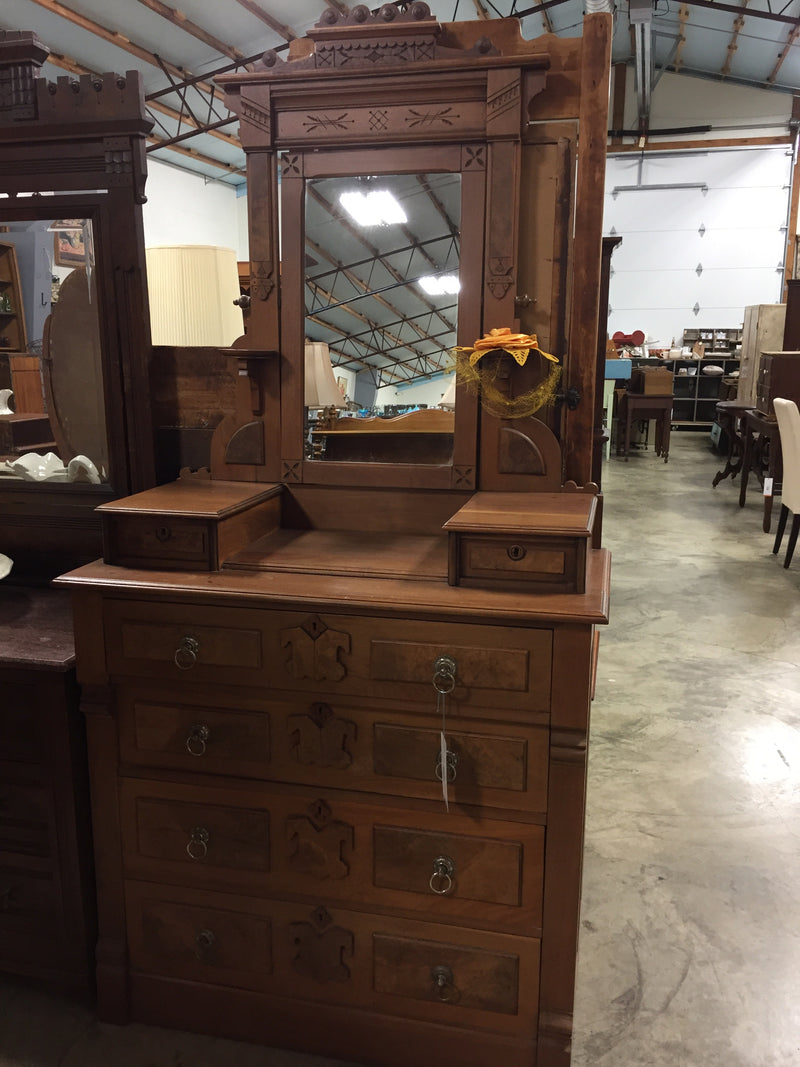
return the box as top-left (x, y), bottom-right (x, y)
top-left (0, 30), bottom-right (155, 575)
top-left (214, 5), bottom-right (553, 493)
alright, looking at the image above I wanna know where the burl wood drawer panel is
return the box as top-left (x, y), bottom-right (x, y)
top-left (119, 779), bottom-right (544, 935)
top-left (116, 684), bottom-right (549, 814)
top-left (125, 881), bottom-right (540, 1036)
top-left (103, 601), bottom-right (552, 715)
top-left (107, 516), bottom-right (213, 569)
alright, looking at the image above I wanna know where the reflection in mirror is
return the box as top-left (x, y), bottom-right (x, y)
top-left (0, 218), bottom-right (107, 485)
top-left (303, 172), bottom-right (460, 464)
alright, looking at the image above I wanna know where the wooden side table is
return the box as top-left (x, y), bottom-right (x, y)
top-left (616, 392), bottom-right (673, 463)
top-left (712, 400), bottom-right (753, 487)
top-left (0, 586), bottom-right (95, 998)
top-left (738, 409), bottom-right (783, 533)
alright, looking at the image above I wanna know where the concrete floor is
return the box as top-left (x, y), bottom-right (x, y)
top-left (1, 431), bottom-right (799, 1066)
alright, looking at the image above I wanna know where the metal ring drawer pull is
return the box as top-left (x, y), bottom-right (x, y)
top-left (186, 826), bottom-right (209, 860)
top-left (194, 928), bottom-right (215, 960)
top-left (431, 964), bottom-right (456, 1002)
top-left (429, 855), bottom-right (455, 895)
top-left (432, 655), bottom-right (457, 695)
top-left (174, 635), bottom-right (200, 671)
top-left (186, 723), bottom-right (210, 756)
top-left (435, 747), bottom-right (458, 783)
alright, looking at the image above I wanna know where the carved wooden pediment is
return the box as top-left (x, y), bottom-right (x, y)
top-left (255, 3), bottom-right (500, 74)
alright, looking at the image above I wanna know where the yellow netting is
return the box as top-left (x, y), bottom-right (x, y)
top-left (452, 328), bottom-right (562, 419)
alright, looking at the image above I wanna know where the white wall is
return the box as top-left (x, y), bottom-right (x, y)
top-left (613, 68), bottom-right (792, 144)
top-left (604, 145), bottom-right (792, 348)
top-left (143, 159), bottom-right (245, 257)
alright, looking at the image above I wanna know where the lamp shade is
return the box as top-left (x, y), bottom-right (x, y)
top-left (146, 244), bottom-right (243, 346)
top-left (439, 376), bottom-right (456, 409)
top-left (305, 341), bottom-right (345, 408)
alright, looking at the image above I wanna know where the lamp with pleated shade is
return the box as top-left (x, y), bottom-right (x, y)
top-left (146, 244), bottom-right (243, 346)
top-left (305, 341), bottom-right (345, 409)
top-left (438, 376), bottom-right (456, 409)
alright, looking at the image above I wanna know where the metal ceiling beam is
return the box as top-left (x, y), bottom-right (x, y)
top-left (678, 0), bottom-right (800, 26)
top-left (306, 237), bottom-right (436, 346)
top-left (307, 186), bottom-right (456, 336)
top-left (132, 0), bottom-right (252, 65)
top-left (24, 0), bottom-right (217, 94)
top-left (630, 0), bottom-right (654, 131)
top-left (231, 0), bottom-right (298, 41)
top-left (147, 135), bottom-right (245, 178)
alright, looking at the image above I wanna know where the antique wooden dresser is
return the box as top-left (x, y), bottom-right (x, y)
top-left (58, 8), bottom-right (612, 1066)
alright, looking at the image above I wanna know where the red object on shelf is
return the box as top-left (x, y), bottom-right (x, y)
top-left (612, 329), bottom-right (645, 349)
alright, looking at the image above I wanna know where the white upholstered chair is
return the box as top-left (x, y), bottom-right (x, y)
top-left (772, 398), bottom-right (800, 569)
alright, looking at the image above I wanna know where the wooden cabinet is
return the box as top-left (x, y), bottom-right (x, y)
top-left (0, 588), bottom-right (95, 997)
top-left (755, 351), bottom-right (800, 417)
top-left (58, 7), bottom-right (612, 1067)
top-left (738, 304), bottom-right (786, 407)
top-left (0, 241), bottom-right (27, 354)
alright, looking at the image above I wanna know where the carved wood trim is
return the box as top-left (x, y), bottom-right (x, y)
top-left (280, 616), bottom-right (351, 682)
top-left (286, 799), bottom-right (353, 881)
top-left (288, 702), bottom-right (356, 769)
top-left (288, 905), bottom-right (354, 983)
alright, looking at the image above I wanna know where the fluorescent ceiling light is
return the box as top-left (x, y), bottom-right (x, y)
top-left (418, 275), bottom-right (460, 296)
top-left (339, 190), bottom-right (407, 226)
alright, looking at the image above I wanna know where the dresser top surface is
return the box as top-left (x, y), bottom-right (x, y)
top-left (0, 586), bottom-right (75, 670)
top-left (56, 547), bottom-right (611, 626)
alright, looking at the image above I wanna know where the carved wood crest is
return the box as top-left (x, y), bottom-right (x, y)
top-left (286, 798), bottom-right (353, 880)
top-left (281, 615), bottom-right (351, 682)
top-left (289, 905), bottom-right (353, 983)
top-left (288, 702), bottom-right (356, 769)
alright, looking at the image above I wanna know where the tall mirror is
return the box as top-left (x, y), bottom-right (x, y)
top-left (0, 212), bottom-right (108, 486)
top-left (278, 144), bottom-right (483, 489)
top-left (303, 171), bottom-right (460, 465)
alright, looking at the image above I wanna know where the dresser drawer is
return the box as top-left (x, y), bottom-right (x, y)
top-left (119, 780), bottom-right (543, 934)
top-left (0, 779), bottom-right (53, 862)
top-left (0, 683), bottom-right (39, 763)
top-left (456, 535), bottom-right (586, 594)
top-left (104, 601), bottom-right (552, 716)
top-left (126, 881), bottom-right (539, 1036)
top-left (117, 684), bottom-right (548, 814)
top-left (0, 868), bottom-right (60, 930)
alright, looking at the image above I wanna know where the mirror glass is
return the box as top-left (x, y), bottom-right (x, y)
top-left (0, 216), bottom-right (107, 486)
top-left (303, 172), bottom-right (460, 464)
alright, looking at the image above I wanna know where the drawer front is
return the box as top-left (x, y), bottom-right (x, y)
top-left (117, 684), bottom-right (548, 813)
top-left (118, 693), bottom-right (271, 778)
top-left (373, 826), bottom-right (523, 907)
top-left (373, 933), bottom-right (518, 1015)
top-left (0, 780), bottom-right (53, 862)
top-left (0, 683), bottom-right (39, 763)
top-left (130, 892), bottom-right (273, 990)
top-left (125, 881), bottom-right (539, 1035)
top-left (0, 869), bottom-right (60, 930)
top-left (126, 794), bottom-right (271, 876)
top-left (120, 780), bottom-right (543, 934)
top-left (104, 601), bottom-right (552, 715)
top-left (458, 535), bottom-right (584, 594)
top-left (106, 516), bottom-right (213, 569)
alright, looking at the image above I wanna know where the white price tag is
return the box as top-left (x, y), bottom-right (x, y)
top-left (763, 477), bottom-right (773, 497)
top-left (440, 731), bottom-right (449, 812)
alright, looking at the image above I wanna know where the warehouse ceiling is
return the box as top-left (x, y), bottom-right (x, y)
top-left (3, 0), bottom-right (800, 189)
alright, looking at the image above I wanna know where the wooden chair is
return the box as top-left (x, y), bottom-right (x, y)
top-left (772, 398), bottom-right (800, 568)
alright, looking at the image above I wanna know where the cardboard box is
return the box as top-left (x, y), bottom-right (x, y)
top-left (629, 366), bottom-right (673, 395)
